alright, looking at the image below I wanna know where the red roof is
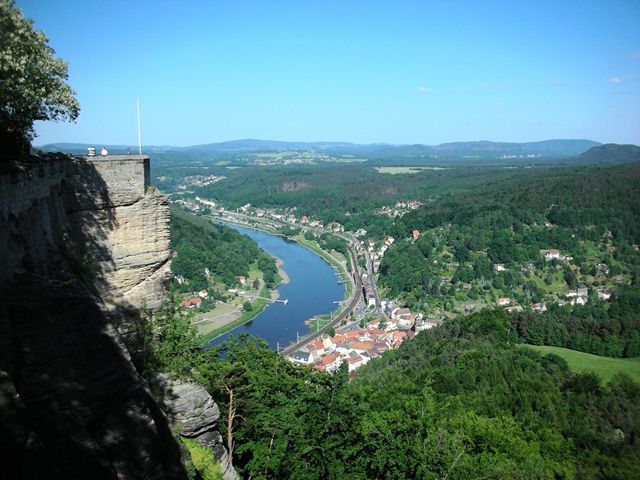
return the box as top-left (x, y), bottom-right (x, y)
top-left (349, 340), bottom-right (374, 351)
top-left (320, 353), bottom-right (340, 366)
top-left (181, 297), bottom-right (202, 307)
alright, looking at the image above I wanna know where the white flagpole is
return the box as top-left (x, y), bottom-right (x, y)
top-left (137, 98), bottom-right (142, 155)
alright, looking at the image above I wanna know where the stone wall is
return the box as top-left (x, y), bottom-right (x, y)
top-left (0, 157), bottom-right (69, 282)
top-left (0, 154), bottom-right (171, 311)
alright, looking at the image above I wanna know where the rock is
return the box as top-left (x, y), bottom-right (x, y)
top-left (0, 276), bottom-right (188, 480)
top-left (159, 376), bottom-right (240, 480)
top-left (0, 155), bottom-right (185, 479)
top-left (159, 376), bottom-right (220, 437)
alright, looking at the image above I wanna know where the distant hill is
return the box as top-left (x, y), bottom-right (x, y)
top-left (36, 138), bottom-right (601, 162)
top-left (367, 139), bottom-right (600, 162)
top-left (576, 143), bottom-right (640, 164)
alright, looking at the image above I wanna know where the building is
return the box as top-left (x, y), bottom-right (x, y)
top-left (545, 249), bottom-right (561, 261)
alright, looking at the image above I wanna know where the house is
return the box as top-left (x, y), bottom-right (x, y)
top-left (392, 308), bottom-right (411, 320)
top-left (493, 264), bottom-right (506, 272)
top-left (290, 349), bottom-right (314, 365)
top-left (545, 249), bottom-right (561, 261)
top-left (597, 289), bottom-right (612, 300)
top-left (349, 340), bottom-right (375, 353)
top-left (385, 236), bottom-right (395, 246)
top-left (300, 215), bottom-right (309, 223)
top-left (412, 229), bottom-right (420, 241)
top-left (397, 313), bottom-right (417, 330)
top-left (180, 297), bottom-right (202, 309)
top-left (530, 303), bottom-right (547, 312)
top-left (497, 297), bottom-right (511, 306)
top-left (198, 290), bottom-right (208, 298)
top-left (316, 353), bottom-right (342, 372)
top-left (571, 296), bottom-right (588, 306)
top-left (345, 352), bottom-right (367, 372)
top-left (237, 276), bottom-right (246, 286)
top-left (415, 318), bottom-right (443, 332)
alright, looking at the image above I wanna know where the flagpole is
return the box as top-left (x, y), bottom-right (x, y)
top-left (137, 98), bottom-right (142, 155)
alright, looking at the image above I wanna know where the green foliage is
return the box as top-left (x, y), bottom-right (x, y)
top-left (194, 311), bottom-right (640, 479)
top-left (0, 0), bottom-right (79, 152)
top-left (137, 299), bottom-right (203, 378)
top-left (181, 437), bottom-right (223, 480)
top-left (511, 287), bottom-right (640, 357)
top-left (170, 206), bottom-right (276, 289)
top-left (526, 345), bottom-right (640, 384)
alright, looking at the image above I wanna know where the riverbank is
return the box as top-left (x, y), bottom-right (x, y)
top-left (211, 214), bottom-right (351, 297)
top-left (198, 215), bottom-right (352, 347)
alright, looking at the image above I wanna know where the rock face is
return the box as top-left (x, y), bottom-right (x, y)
top-left (0, 277), bottom-right (187, 480)
top-left (0, 155), bottom-right (184, 479)
top-left (64, 155), bottom-right (172, 312)
top-left (159, 376), bottom-right (240, 480)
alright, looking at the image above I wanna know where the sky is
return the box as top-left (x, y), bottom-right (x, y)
top-left (16, 0), bottom-right (640, 146)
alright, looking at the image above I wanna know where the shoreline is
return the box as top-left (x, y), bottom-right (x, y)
top-left (198, 215), bottom-right (351, 345)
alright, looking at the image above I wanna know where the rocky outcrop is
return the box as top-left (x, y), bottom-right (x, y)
top-left (64, 155), bottom-right (172, 312)
top-left (0, 155), bottom-right (185, 479)
top-left (0, 275), bottom-right (188, 479)
top-left (159, 376), bottom-right (240, 480)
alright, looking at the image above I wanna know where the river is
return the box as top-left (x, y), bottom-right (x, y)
top-left (206, 223), bottom-right (346, 351)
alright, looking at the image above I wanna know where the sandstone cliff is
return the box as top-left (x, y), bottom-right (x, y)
top-left (0, 154), bottom-right (216, 479)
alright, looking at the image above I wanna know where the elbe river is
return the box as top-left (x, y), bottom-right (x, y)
top-left (207, 223), bottom-right (346, 351)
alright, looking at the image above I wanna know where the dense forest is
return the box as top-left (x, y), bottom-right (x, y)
top-left (144, 307), bottom-right (640, 479)
top-left (170, 206), bottom-right (277, 292)
top-left (378, 162), bottom-right (640, 317)
top-left (510, 286), bottom-right (640, 357)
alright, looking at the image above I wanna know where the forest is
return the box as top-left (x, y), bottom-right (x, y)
top-left (170, 206), bottom-right (277, 292)
top-left (143, 307), bottom-right (640, 480)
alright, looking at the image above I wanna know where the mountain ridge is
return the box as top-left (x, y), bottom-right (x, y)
top-left (37, 138), bottom-right (603, 158)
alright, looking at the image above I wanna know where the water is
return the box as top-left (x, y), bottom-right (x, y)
top-left (206, 223), bottom-right (346, 350)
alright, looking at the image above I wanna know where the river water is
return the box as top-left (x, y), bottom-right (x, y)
top-left (206, 223), bottom-right (346, 351)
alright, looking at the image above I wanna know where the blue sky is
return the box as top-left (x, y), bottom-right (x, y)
top-left (17, 0), bottom-right (640, 146)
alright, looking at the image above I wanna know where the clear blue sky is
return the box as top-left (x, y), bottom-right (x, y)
top-left (17, 0), bottom-right (640, 146)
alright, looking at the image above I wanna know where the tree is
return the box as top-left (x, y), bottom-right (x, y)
top-left (0, 0), bottom-right (80, 155)
top-left (242, 301), bottom-right (253, 312)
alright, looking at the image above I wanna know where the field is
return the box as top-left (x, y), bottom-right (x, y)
top-left (375, 166), bottom-right (446, 174)
top-left (525, 345), bottom-right (640, 384)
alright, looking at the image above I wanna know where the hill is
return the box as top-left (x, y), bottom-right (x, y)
top-left (577, 143), bottom-right (640, 164)
top-left (36, 138), bottom-right (602, 164)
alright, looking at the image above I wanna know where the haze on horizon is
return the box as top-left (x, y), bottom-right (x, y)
top-left (17, 0), bottom-right (640, 147)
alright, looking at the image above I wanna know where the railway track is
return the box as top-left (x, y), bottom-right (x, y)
top-left (281, 243), bottom-right (362, 356)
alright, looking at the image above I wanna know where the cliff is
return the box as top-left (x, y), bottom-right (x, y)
top-left (0, 154), bottom-right (227, 479)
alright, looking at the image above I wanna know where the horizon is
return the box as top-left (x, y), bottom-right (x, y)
top-left (35, 137), bottom-right (610, 150)
top-left (17, 0), bottom-right (640, 146)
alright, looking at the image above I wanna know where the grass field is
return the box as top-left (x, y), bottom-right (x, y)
top-left (525, 345), bottom-right (640, 384)
top-left (376, 166), bottom-right (446, 174)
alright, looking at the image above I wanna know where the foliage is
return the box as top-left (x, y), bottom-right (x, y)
top-left (510, 286), bottom-right (640, 358)
top-left (180, 437), bottom-right (223, 480)
top-left (170, 206), bottom-right (276, 289)
top-left (191, 311), bottom-right (640, 479)
top-left (0, 0), bottom-right (79, 153)
top-left (526, 345), bottom-right (640, 384)
top-left (137, 298), bottom-right (203, 378)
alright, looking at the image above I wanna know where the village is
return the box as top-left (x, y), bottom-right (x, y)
top-left (172, 191), bottom-right (618, 376)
